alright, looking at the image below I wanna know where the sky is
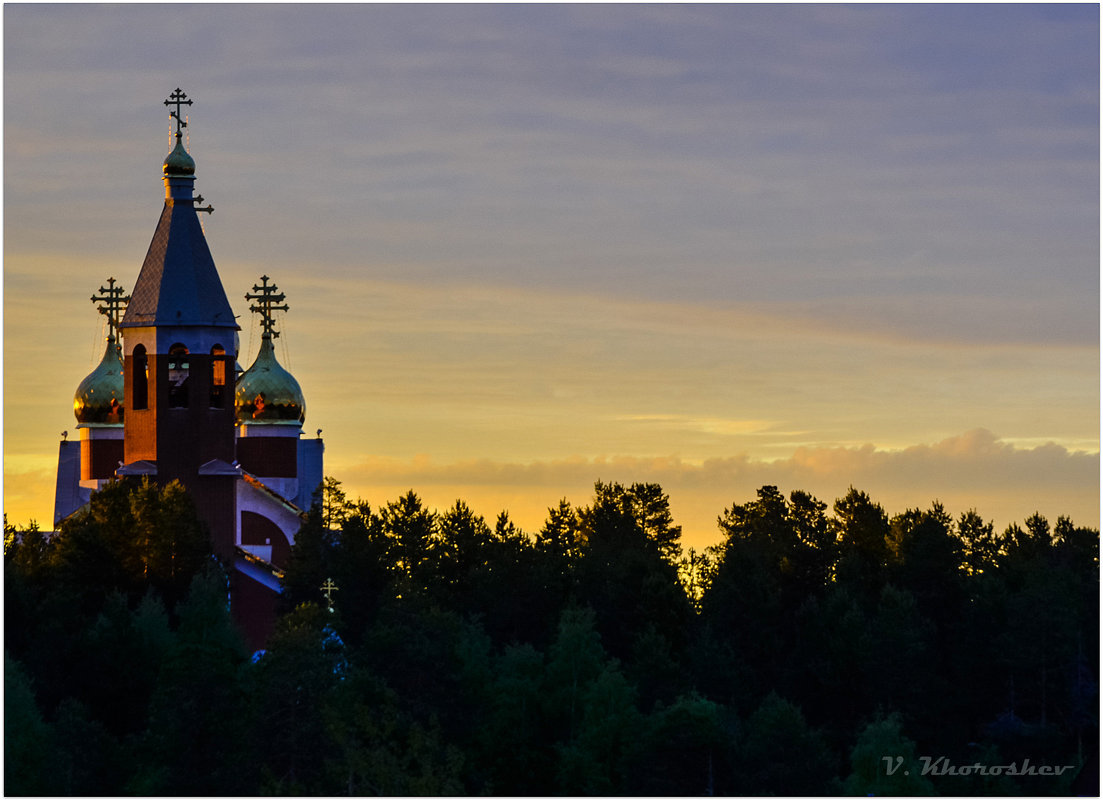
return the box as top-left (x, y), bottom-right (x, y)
top-left (4, 3), bottom-right (1099, 549)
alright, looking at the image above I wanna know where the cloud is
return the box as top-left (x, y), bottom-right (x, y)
top-left (780, 428), bottom-right (1097, 493)
top-left (335, 429), bottom-right (1099, 545)
top-left (340, 428), bottom-right (1097, 493)
top-left (613, 415), bottom-right (777, 438)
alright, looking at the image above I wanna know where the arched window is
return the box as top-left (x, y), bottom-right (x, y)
top-left (167, 344), bottom-right (190, 408)
top-left (132, 344), bottom-right (148, 410)
top-left (210, 344), bottom-right (226, 408)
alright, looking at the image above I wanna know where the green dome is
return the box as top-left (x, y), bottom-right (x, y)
top-left (74, 338), bottom-right (124, 424)
top-left (235, 335), bottom-right (305, 424)
top-left (163, 135), bottom-right (196, 176)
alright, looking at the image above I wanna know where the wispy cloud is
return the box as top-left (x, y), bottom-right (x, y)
top-left (7, 5), bottom-right (1097, 349)
top-left (613, 414), bottom-right (777, 438)
top-left (340, 429), bottom-right (1097, 492)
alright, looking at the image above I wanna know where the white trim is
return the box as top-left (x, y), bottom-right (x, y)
top-left (233, 554), bottom-right (283, 593)
top-left (237, 423), bottom-right (303, 438)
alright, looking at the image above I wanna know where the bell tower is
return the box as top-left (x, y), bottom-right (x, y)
top-left (118, 89), bottom-right (240, 559)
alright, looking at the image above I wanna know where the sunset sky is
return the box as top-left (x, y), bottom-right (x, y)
top-left (4, 4), bottom-right (1099, 549)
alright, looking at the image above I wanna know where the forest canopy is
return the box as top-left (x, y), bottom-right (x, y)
top-left (5, 477), bottom-right (1098, 795)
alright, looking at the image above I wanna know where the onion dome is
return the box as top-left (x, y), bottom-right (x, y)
top-left (74, 338), bottom-right (124, 424)
top-left (163, 133), bottom-right (196, 177)
top-left (235, 335), bottom-right (305, 424)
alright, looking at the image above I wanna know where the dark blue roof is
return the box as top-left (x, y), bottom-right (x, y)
top-left (121, 198), bottom-right (238, 329)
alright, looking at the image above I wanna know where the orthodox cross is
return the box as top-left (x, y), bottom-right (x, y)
top-left (244, 275), bottom-right (289, 338)
top-left (90, 277), bottom-right (130, 341)
top-left (321, 578), bottom-right (338, 612)
top-left (193, 194), bottom-right (214, 215)
top-left (164, 88), bottom-right (192, 137)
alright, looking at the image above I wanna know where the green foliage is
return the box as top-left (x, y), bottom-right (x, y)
top-left (327, 502), bottom-right (391, 643)
top-left (702, 485), bottom-right (837, 707)
top-left (472, 642), bottom-right (551, 792)
top-left (832, 486), bottom-right (892, 596)
top-left (50, 478), bottom-right (212, 612)
top-left (381, 489), bottom-right (437, 597)
top-left (322, 669), bottom-right (465, 795)
top-left (130, 567), bottom-right (253, 794)
top-left (737, 692), bottom-right (836, 795)
top-left (626, 481), bottom-right (684, 563)
top-left (75, 591), bottom-right (173, 735)
top-left (555, 663), bottom-right (642, 794)
top-left (575, 481), bottom-right (692, 662)
top-left (545, 607), bottom-right (610, 741)
top-left (49, 697), bottom-right (126, 796)
top-left (626, 691), bottom-right (731, 795)
top-left (280, 504), bottom-right (333, 612)
top-left (249, 602), bottom-right (345, 791)
top-left (842, 712), bottom-right (936, 795)
top-left (4, 653), bottom-right (53, 795)
top-left (5, 479), bottom-right (1096, 795)
top-left (319, 475), bottom-right (353, 530)
top-left (538, 497), bottom-right (581, 564)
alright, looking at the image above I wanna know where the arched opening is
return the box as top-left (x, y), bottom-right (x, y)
top-left (167, 344), bottom-right (190, 408)
top-left (210, 344), bottom-right (227, 408)
top-left (132, 344), bottom-right (148, 410)
top-left (241, 511), bottom-right (293, 568)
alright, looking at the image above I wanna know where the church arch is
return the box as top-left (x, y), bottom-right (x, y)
top-left (210, 344), bottom-right (227, 408)
top-left (132, 344), bottom-right (148, 410)
top-left (167, 343), bottom-right (190, 408)
top-left (240, 510), bottom-right (292, 567)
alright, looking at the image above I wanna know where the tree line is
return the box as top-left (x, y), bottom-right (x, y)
top-left (5, 477), bottom-right (1098, 794)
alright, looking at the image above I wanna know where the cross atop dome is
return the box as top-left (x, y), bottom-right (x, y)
top-left (90, 277), bottom-right (130, 341)
top-left (123, 88), bottom-right (235, 330)
top-left (245, 275), bottom-right (289, 338)
top-left (164, 88), bottom-right (192, 137)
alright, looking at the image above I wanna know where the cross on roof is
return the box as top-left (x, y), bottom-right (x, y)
top-left (244, 275), bottom-right (289, 338)
top-left (90, 277), bottom-right (130, 341)
top-left (164, 88), bottom-right (193, 137)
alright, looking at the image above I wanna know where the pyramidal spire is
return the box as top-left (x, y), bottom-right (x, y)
top-left (120, 89), bottom-right (237, 331)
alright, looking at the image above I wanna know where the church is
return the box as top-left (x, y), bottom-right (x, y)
top-left (52, 90), bottom-right (323, 649)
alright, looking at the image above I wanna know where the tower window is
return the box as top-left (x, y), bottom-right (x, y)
top-left (132, 345), bottom-right (148, 410)
top-left (168, 344), bottom-right (190, 408)
top-left (210, 344), bottom-right (226, 408)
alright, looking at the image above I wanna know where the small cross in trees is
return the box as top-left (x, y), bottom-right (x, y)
top-left (321, 578), bottom-right (338, 612)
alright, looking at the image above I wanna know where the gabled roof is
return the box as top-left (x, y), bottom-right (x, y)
top-left (198, 458), bottom-right (243, 476)
top-left (121, 198), bottom-right (237, 330)
top-left (117, 459), bottom-right (158, 476)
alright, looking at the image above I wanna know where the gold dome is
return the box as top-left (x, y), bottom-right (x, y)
top-left (163, 134), bottom-right (196, 177)
top-left (235, 335), bottom-right (305, 424)
top-left (74, 338), bottom-right (124, 424)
